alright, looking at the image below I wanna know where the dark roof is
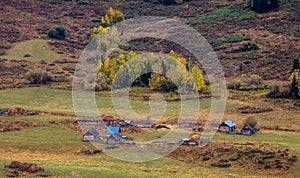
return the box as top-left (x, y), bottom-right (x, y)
top-left (84, 128), bottom-right (99, 136)
top-left (107, 126), bottom-right (121, 135)
top-left (242, 123), bottom-right (256, 133)
top-left (107, 134), bottom-right (122, 141)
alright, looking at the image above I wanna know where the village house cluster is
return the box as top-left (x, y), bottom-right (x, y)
top-left (77, 116), bottom-right (259, 146)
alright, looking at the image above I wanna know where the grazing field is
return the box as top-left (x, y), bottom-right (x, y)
top-left (0, 87), bottom-right (299, 177)
top-left (1, 39), bottom-right (59, 61)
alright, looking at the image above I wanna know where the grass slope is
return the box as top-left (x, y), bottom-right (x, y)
top-left (1, 39), bottom-right (58, 61)
top-left (0, 87), bottom-right (243, 117)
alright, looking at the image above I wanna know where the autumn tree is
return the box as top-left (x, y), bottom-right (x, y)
top-left (89, 7), bottom-right (124, 40)
top-left (191, 66), bottom-right (205, 91)
top-left (290, 71), bottom-right (300, 99)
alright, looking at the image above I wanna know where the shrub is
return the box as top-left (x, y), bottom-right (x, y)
top-left (267, 85), bottom-right (281, 98)
top-left (211, 161), bottom-right (231, 168)
top-left (25, 69), bottom-right (52, 84)
top-left (250, 0), bottom-right (279, 13)
top-left (288, 155), bottom-right (297, 162)
top-left (149, 73), bottom-right (176, 92)
top-left (228, 74), bottom-right (265, 90)
top-left (95, 74), bottom-right (110, 91)
top-left (48, 27), bottom-right (66, 40)
top-left (52, 76), bottom-right (69, 82)
top-left (231, 42), bottom-right (259, 53)
top-left (24, 54), bottom-right (31, 57)
top-left (244, 117), bottom-right (257, 127)
top-left (229, 153), bottom-right (242, 161)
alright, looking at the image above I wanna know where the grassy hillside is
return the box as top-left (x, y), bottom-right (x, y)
top-left (1, 39), bottom-right (58, 61)
top-left (0, 87), bottom-right (299, 177)
top-left (0, 0), bottom-right (299, 177)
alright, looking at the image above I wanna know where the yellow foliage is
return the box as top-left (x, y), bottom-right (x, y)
top-left (191, 66), bottom-right (205, 91)
top-left (101, 16), bottom-right (106, 24)
top-left (127, 51), bottom-right (137, 60)
top-left (90, 25), bottom-right (109, 40)
top-left (169, 50), bottom-right (178, 59)
top-left (118, 54), bottom-right (126, 64)
top-left (290, 71), bottom-right (300, 87)
top-left (109, 7), bottom-right (115, 16)
top-left (176, 57), bottom-right (186, 66)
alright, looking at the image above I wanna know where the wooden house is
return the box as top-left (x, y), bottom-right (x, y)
top-left (103, 117), bottom-right (124, 126)
top-left (241, 123), bottom-right (258, 136)
top-left (218, 120), bottom-right (236, 133)
top-left (107, 134), bottom-right (122, 144)
top-left (83, 128), bottom-right (99, 141)
top-left (130, 120), bottom-right (155, 128)
top-left (177, 122), bottom-right (195, 128)
top-left (75, 120), bottom-right (104, 125)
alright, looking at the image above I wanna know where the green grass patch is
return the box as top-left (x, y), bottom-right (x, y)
top-left (1, 39), bottom-right (59, 61)
top-left (209, 36), bottom-right (251, 46)
top-left (0, 87), bottom-right (243, 117)
top-left (0, 125), bottom-right (83, 152)
top-left (194, 7), bottom-right (254, 22)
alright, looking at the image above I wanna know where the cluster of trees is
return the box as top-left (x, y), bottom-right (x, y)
top-left (248, 0), bottom-right (280, 13)
top-left (87, 7), bottom-right (205, 93)
top-left (95, 50), bottom-right (206, 93)
top-left (89, 7), bottom-right (124, 40)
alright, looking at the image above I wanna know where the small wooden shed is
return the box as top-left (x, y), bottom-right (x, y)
top-left (83, 128), bottom-right (99, 141)
top-left (107, 134), bottom-right (122, 144)
top-left (241, 123), bottom-right (258, 136)
top-left (177, 122), bottom-right (195, 128)
top-left (218, 120), bottom-right (236, 133)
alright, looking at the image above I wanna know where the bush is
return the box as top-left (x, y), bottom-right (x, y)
top-left (48, 27), bottom-right (66, 40)
top-left (95, 74), bottom-right (110, 91)
top-left (211, 161), bottom-right (231, 168)
top-left (267, 85), bottom-right (281, 98)
top-left (228, 74), bottom-right (265, 90)
top-left (244, 117), bottom-right (257, 127)
top-left (24, 54), bottom-right (31, 57)
top-left (149, 73), bottom-right (177, 92)
top-left (250, 0), bottom-right (279, 13)
top-left (231, 42), bottom-right (259, 53)
top-left (230, 153), bottom-right (242, 161)
top-left (25, 69), bottom-right (52, 84)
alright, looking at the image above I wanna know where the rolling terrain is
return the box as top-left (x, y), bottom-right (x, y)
top-left (0, 0), bottom-right (299, 177)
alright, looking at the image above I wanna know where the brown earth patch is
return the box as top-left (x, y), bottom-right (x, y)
top-left (4, 161), bottom-right (44, 177)
top-left (0, 120), bottom-right (42, 132)
top-left (167, 142), bottom-right (297, 176)
top-left (238, 106), bottom-right (273, 114)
